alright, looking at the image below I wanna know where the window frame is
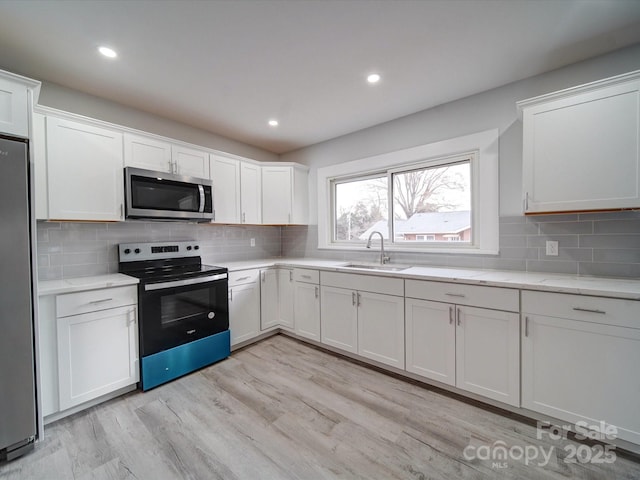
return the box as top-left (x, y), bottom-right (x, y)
top-left (317, 129), bottom-right (499, 255)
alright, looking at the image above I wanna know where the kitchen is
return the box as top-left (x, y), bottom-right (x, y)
top-left (2, 1), bottom-right (640, 478)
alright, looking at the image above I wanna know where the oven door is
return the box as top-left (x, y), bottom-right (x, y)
top-left (138, 274), bottom-right (228, 356)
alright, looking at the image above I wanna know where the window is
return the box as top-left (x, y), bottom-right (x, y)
top-left (318, 129), bottom-right (499, 254)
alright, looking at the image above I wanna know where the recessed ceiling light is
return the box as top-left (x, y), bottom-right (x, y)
top-left (98, 46), bottom-right (117, 58)
top-left (367, 73), bottom-right (381, 84)
top-left (268, 119), bottom-right (279, 127)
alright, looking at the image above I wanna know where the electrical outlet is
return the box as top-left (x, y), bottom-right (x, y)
top-left (250, 238), bottom-right (255, 247)
top-left (545, 240), bottom-right (558, 256)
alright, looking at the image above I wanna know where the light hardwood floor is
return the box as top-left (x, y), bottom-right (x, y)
top-left (1, 334), bottom-right (639, 479)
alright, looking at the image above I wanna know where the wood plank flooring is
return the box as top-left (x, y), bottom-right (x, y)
top-left (2, 334), bottom-right (639, 479)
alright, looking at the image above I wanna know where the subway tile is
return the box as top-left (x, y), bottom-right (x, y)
top-left (593, 219), bottom-right (640, 234)
top-left (37, 265), bottom-right (63, 281)
top-left (499, 235), bottom-right (527, 248)
top-left (526, 214), bottom-right (579, 223)
top-left (579, 234), bottom-right (640, 249)
top-left (37, 254), bottom-right (49, 268)
top-left (500, 222), bottom-right (539, 235)
top-left (50, 252), bottom-right (98, 267)
top-left (499, 215), bottom-right (527, 224)
top-left (446, 256), bottom-right (485, 269)
top-left (538, 221), bottom-right (593, 235)
top-left (498, 247), bottom-right (539, 260)
top-left (578, 262), bottom-right (640, 279)
top-left (526, 260), bottom-right (578, 275)
top-left (63, 264), bottom-right (109, 278)
top-left (592, 248), bottom-right (640, 263)
top-left (579, 210), bottom-right (640, 221)
top-left (482, 258), bottom-right (527, 271)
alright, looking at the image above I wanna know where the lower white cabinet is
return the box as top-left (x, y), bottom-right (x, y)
top-left (405, 280), bottom-right (520, 407)
top-left (278, 268), bottom-right (295, 329)
top-left (260, 268), bottom-right (280, 330)
top-left (293, 269), bottom-right (320, 341)
top-left (228, 270), bottom-right (261, 346)
top-left (57, 305), bottom-right (138, 411)
top-left (522, 290), bottom-right (640, 444)
top-left (320, 272), bottom-right (404, 369)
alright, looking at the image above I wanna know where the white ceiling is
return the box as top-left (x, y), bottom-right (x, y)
top-left (1, 0), bottom-right (640, 154)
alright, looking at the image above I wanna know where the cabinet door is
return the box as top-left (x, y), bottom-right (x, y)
top-left (405, 298), bottom-right (455, 386)
top-left (522, 314), bottom-right (640, 445)
top-left (294, 281), bottom-right (320, 341)
top-left (210, 155), bottom-right (241, 223)
top-left (57, 306), bottom-right (138, 411)
top-left (171, 145), bottom-right (209, 178)
top-left (522, 78), bottom-right (640, 213)
top-left (357, 292), bottom-right (405, 369)
top-left (123, 133), bottom-right (172, 172)
top-left (47, 117), bottom-right (124, 221)
top-left (229, 282), bottom-right (261, 346)
top-left (240, 162), bottom-right (262, 224)
top-left (320, 286), bottom-right (357, 354)
top-left (260, 269), bottom-right (279, 330)
top-left (262, 166), bottom-right (292, 224)
top-left (456, 306), bottom-right (520, 406)
top-left (0, 76), bottom-right (28, 137)
top-left (278, 268), bottom-right (294, 329)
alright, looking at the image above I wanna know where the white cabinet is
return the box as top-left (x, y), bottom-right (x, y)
top-left (171, 144), bottom-right (209, 178)
top-left (262, 164), bottom-right (308, 224)
top-left (53, 286), bottom-right (139, 412)
top-left (124, 133), bottom-right (172, 172)
top-left (518, 71), bottom-right (640, 213)
top-left (278, 268), bottom-right (294, 330)
top-left (228, 270), bottom-right (261, 346)
top-left (405, 280), bottom-right (520, 406)
top-left (46, 117), bottom-right (124, 221)
top-left (320, 272), bottom-right (404, 368)
top-left (0, 73), bottom-right (31, 137)
top-left (240, 161), bottom-right (262, 224)
top-left (522, 290), bottom-right (640, 444)
top-left (293, 269), bottom-right (320, 341)
top-left (210, 155), bottom-right (241, 223)
top-left (260, 268), bottom-right (279, 330)
top-left (124, 133), bottom-right (209, 178)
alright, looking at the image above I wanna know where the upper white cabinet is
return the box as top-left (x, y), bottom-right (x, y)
top-left (210, 154), bottom-right (241, 223)
top-left (0, 70), bottom-right (38, 137)
top-left (124, 133), bottom-right (172, 172)
top-left (262, 164), bottom-right (309, 224)
top-left (240, 161), bottom-right (262, 224)
top-left (518, 71), bottom-right (640, 214)
top-left (46, 117), bottom-right (124, 221)
top-left (124, 133), bottom-right (209, 178)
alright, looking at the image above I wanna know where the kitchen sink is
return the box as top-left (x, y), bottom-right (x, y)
top-left (341, 263), bottom-right (411, 272)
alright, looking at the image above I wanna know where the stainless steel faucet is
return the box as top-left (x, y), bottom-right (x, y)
top-left (366, 231), bottom-right (390, 264)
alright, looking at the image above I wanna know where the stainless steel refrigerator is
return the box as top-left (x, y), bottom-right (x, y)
top-left (0, 136), bottom-right (37, 461)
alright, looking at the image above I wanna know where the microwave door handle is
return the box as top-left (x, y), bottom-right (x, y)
top-left (198, 185), bottom-right (205, 213)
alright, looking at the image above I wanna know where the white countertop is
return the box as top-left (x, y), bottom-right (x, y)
top-left (225, 258), bottom-right (640, 300)
top-left (38, 274), bottom-right (139, 296)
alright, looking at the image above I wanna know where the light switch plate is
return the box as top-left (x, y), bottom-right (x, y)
top-left (545, 240), bottom-right (559, 256)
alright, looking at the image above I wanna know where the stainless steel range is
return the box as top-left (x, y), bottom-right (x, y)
top-left (118, 241), bottom-right (229, 390)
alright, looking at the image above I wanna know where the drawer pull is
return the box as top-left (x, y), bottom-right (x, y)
top-left (445, 293), bottom-right (466, 298)
top-left (235, 276), bottom-right (250, 282)
top-left (449, 306), bottom-right (453, 324)
top-left (88, 298), bottom-right (113, 305)
top-left (525, 316), bottom-right (529, 337)
top-left (457, 307), bottom-right (461, 326)
top-left (352, 292), bottom-right (356, 306)
top-left (302, 274), bottom-right (312, 279)
top-left (315, 286), bottom-right (319, 299)
top-left (573, 307), bottom-right (606, 315)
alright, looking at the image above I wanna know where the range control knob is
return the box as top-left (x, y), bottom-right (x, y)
top-left (194, 245), bottom-right (199, 250)
top-left (208, 312), bottom-right (215, 319)
top-left (124, 248), bottom-right (131, 254)
top-left (186, 246), bottom-right (192, 251)
top-left (134, 248), bottom-right (141, 254)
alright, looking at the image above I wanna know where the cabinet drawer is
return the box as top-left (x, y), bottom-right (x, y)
top-left (56, 286), bottom-right (137, 318)
top-left (321, 271), bottom-right (403, 297)
top-left (522, 290), bottom-right (640, 329)
top-left (405, 279), bottom-right (519, 312)
top-left (293, 268), bottom-right (319, 284)
top-left (228, 269), bottom-right (260, 287)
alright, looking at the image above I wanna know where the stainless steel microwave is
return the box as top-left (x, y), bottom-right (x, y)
top-left (124, 167), bottom-right (213, 222)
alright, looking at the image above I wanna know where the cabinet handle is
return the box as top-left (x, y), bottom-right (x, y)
top-left (525, 316), bottom-right (529, 337)
top-left (352, 292), bottom-right (356, 306)
top-left (236, 276), bottom-right (250, 282)
top-left (357, 292), bottom-right (362, 307)
top-left (213, 209), bottom-right (216, 222)
top-left (261, 271), bottom-right (265, 282)
top-left (290, 270), bottom-right (293, 282)
top-left (524, 192), bottom-right (529, 211)
top-left (457, 307), bottom-right (461, 326)
top-left (449, 306), bottom-right (454, 324)
top-left (229, 288), bottom-right (233, 302)
top-left (445, 293), bottom-right (465, 298)
top-left (242, 212), bottom-right (246, 223)
top-left (88, 298), bottom-right (113, 305)
top-left (572, 307), bottom-right (606, 315)
top-left (120, 203), bottom-right (124, 219)
top-left (288, 213), bottom-right (291, 224)
top-left (302, 274), bottom-right (312, 280)
top-left (315, 286), bottom-right (319, 299)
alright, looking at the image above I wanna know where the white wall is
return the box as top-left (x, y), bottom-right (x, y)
top-left (281, 43), bottom-right (640, 221)
top-left (37, 81), bottom-right (279, 162)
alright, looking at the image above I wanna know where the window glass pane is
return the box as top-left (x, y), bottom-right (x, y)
top-left (334, 176), bottom-right (388, 241)
top-left (392, 161), bottom-right (471, 243)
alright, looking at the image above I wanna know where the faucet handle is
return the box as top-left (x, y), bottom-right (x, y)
top-left (382, 255), bottom-right (391, 264)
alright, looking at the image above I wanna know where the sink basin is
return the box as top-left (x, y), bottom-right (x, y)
top-left (341, 263), bottom-right (411, 272)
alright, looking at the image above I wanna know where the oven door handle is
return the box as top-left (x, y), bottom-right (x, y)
top-left (144, 273), bottom-right (228, 291)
